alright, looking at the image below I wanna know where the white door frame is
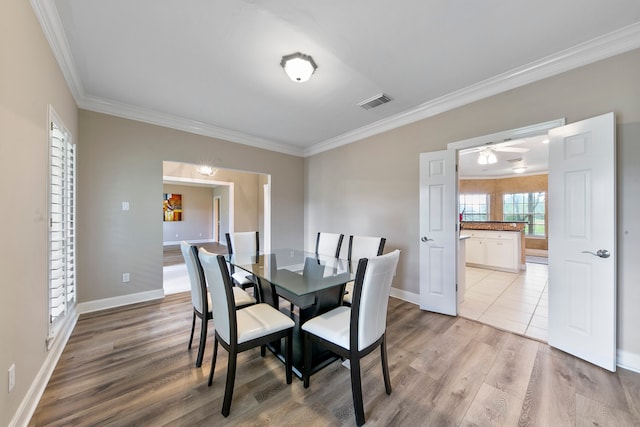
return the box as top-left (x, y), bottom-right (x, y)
top-left (447, 119), bottom-right (566, 152)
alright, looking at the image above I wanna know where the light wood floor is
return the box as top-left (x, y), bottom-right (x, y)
top-left (30, 293), bottom-right (640, 426)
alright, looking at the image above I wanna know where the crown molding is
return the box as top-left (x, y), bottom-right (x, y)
top-left (32, 0), bottom-right (640, 158)
top-left (31, 0), bottom-right (85, 101)
top-left (305, 22), bottom-right (640, 157)
top-left (78, 95), bottom-right (305, 157)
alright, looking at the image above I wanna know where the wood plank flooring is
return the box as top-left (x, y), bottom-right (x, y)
top-left (30, 293), bottom-right (640, 426)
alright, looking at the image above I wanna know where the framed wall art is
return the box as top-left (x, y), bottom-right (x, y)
top-left (163, 193), bottom-right (182, 221)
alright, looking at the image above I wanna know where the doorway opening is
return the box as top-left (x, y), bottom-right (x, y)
top-left (449, 119), bottom-right (564, 342)
top-left (161, 161), bottom-right (270, 294)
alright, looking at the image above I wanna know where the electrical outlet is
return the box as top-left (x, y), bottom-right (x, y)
top-left (8, 364), bottom-right (15, 392)
top-left (122, 273), bottom-right (130, 283)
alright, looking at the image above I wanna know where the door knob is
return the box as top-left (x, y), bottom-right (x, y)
top-left (421, 236), bottom-right (434, 242)
top-left (581, 249), bottom-right (611, 258)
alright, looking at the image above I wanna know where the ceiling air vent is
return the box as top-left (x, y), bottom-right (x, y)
top-left (358, 93), bottom-right (392, 110)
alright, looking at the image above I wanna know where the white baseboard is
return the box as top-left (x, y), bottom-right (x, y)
top-left (77, 289), bottom-right (165, 314)
top-left (390, 287), bottom-right (420, 305)
top-left (617, 349), bottom-right (640, 373)
top-left (9, 309), bottom-right (78, 427)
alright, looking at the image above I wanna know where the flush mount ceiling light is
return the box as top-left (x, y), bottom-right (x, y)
top-left (280, 52), bottom-right (317, 82)
top-left (196, 165), bottom-right (217, 176)
top-left (477, 149), bottom-right (497, 165)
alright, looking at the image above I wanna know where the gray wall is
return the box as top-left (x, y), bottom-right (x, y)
top-left (77, 110), bottom-right (304, 303)
top-left (305, 48), bottom-right (640, 367)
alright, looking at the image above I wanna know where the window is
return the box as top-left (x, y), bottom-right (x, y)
top-left (48, 106), bottom-right (76, 347)
top-left (459, 193), bottom-right (490, 221)
top-left (503, 192), bottom-right (546, 237)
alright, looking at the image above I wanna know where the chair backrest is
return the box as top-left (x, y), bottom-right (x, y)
top-left (180, 241), bottom-right (207, 314)
top-left (198, 248), bottom-right (236, 345)
top-left (315, 232), bottom-right (344, 258)
top-left (348, 235), bottom-right (386, 268)
top-left (351, 250), bottom-right (400, 351)
top-left (226, 231), bottom-right (259, 254)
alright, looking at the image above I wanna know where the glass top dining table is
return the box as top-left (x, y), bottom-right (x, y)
top-left (226, 248), bottom-right (355, 377)
top-left (225, 248), bottom-right (354, 300)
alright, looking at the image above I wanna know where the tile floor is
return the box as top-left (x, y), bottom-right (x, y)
top-left (458, 262), bottom-right (548, 342)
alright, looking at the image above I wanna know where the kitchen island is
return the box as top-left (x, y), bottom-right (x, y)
top-left (461, 221), bottom-right (526, 273)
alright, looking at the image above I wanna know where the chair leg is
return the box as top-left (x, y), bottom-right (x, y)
top-left (208, 337), bottom-right (219, 386)
top-left (196, 314), bottom-right (207, 368)
top-left (303, 332), bottom-right (312, 389)
top-left (350, 354), bottom-right (366, 426)
top-left (260, 345), bottom-right (266, 357)
top-left (221, 349), bottom-right (238, 417)
top-left (380, 335), bottom-right (392, 395)
top-left (285, 331), bottom-right (293, 384)
top-left (188, 311), bottom-right (196, 349)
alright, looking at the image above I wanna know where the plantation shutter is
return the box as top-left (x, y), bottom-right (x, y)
top-left (48, 107), bottom-right (76, 347)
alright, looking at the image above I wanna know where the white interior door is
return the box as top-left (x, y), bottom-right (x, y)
top-left (548, 112), bottom-right (616, 371)
top-left (419, 150), bottom-right (457, 315)
top-left (213, 196), bottom-right (220, 242)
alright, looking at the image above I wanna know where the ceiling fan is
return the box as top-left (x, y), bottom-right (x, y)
top-left (460, 141), bottom-right (530, 164)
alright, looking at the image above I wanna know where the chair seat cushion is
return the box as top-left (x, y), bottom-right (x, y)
top-left (206, 288), bottom-right (256, 315)
top-left (233, 287), bottom-right (256, 307)
top-left (232, 271), bottom-right (253, 285)
top-left (236, 303), bottom-right (295, 344)
top-left (302, 306), bottom-right (351, 350)
top-left (342, 281), bottom-right (354, 304)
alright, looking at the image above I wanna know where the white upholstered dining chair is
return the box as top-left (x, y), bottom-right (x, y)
top-left (225, 231), bottom-right (259, 294)
top-left (302, 249), bottom-right (400, 426)
top-left (343, 235), bottom-right (386, 305)
top-left (315, 232), bottom-right (344, 258)
top-left (198, 248), bottom-right (295, 417)
top-left (180, 241), bottom-right (255, 368)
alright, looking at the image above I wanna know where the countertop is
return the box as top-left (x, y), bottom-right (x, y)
top-left (461, 221), bottom-right (526, 232)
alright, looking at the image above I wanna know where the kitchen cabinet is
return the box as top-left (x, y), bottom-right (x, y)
top-left (464, 230), bottom-right (521, 273)
top-left (465, 237), bottom-right (486, 265)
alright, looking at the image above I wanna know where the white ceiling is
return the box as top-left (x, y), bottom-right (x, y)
top-left (34, 1), bottom-right (640, 157)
